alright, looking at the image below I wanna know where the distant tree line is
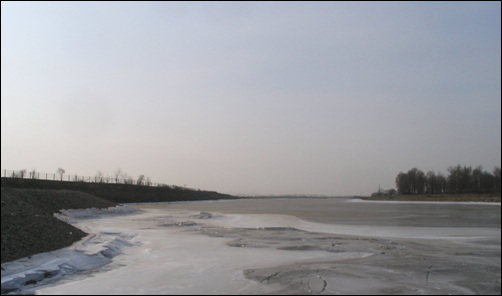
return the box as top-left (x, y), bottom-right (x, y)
top-left (396, 165), bottom-right (501, 195)
top-left (4, 168), bottom-right (155, 187)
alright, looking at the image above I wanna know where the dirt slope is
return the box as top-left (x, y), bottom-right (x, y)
top-left (1, 188), bottom-right (116, 263)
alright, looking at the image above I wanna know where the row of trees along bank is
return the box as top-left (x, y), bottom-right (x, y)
top-left (395, 165), bottom-right (501, 195)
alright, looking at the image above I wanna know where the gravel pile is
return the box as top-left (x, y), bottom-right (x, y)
top-left (1, 188), bottom-right (116, 263)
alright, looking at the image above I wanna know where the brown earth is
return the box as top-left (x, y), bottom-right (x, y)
top-left (1, 188), bottom-right (116, 263)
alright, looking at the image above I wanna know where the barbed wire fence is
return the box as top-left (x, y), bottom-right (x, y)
top-left (1, 169), bottom-right (178, 188)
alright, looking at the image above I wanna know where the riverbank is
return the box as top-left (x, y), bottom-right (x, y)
top-left (1, 176), bottom-right (238, 265)
top-left (360, 193), bottom-right (501, 203)
top-left (1, 177), bottom-right (236, 203)
top-left (1, 188), bottom-right (117, 263)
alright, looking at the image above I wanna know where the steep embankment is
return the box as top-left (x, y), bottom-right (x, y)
top-left (1, 188), bottom-right (116, 263)
top-left (1, 178), bottom-right (237, 264)
top-left (1, 177), bottom-right (236, 203)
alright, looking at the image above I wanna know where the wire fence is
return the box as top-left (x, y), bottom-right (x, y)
top-left (1, 169), bottom-right (173, 188)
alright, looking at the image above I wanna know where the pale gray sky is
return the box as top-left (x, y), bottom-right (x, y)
top-left (1, 2), bottom-right (500, 196)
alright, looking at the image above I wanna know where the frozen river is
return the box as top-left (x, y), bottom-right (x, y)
top-left (2, 198), bottom-right (500, 294)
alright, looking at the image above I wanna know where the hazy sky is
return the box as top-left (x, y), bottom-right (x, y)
top-left (1, 2), bottom-right (501, 196)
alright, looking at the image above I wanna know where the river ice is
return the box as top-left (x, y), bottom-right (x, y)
top-left (1, 198), bottom-right (500, 294)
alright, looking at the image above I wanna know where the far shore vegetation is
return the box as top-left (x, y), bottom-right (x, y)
top-left (4, 165), bottom-right (501, 203)
top-left (369, 164), bottom-right (501, 202)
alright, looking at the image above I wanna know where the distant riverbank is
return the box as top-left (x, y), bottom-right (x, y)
top-left (360, 193), bottom-right (500, 203)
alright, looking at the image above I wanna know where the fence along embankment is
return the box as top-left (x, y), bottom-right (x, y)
top-left (1, 177), bottom-right (236, 204)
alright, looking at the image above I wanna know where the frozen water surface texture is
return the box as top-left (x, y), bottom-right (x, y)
top-left (1, 198), bottom-right (500, 294)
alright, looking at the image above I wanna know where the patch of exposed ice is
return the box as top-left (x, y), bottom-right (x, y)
top-left (1, 232), bottom-right (140, 295)
top-left (32, 210), bottom-right (343, 295)
top-left (56, 205), bottom-right (140, 219)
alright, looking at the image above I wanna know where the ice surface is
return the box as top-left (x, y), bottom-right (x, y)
top-left (35, 209), bottom-right (341, 295)
top-left (1, 199), bottom-right (500, 295)
top-left (54, 205), bottom-right (140, 222)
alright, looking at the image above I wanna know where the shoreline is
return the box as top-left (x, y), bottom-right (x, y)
top-left (360, 193), bottom-right (501, 203)
top-left (1, 188), bottom-right (117, 264)
top-left (35, 202), bottom-right (501, 294)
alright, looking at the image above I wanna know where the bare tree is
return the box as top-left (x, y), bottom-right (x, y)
top-left (18, 169), bottom-right (27, 178)
top-left (56, 168), bottom-right (65, 181)
top-left (137, 174), bottom-right (145, 186)
top-left (95, 170), bottom-right (104, 182)
top-left (114, 168), bottom-right (122, 183)
top-left (480, 170), bottom-right (495, 192)
top-left (397, 165), bottom-right (498, 195)
top-left (460, 166), bottom-right (473, 193)
top-left (472, 166), bottom-right (483, 192)
top-left (120, 172), bottom-right (134, 184)
top-left (12, 169), bottom-right (26, 178)
top-left (119, 171), bottom-right (129, 184)
top-left (396, 172), bottom-right (409, 194)
top-left (124, 175), bottom-right (134, 184)
top-left (448, 165), bottom-right (461, 193)
top-left (494, 166), bottom-right (501, 193)
top-left (436, 172), bottom-right (447, 194)
top-left (425, 171), bottom-right (437, 194)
